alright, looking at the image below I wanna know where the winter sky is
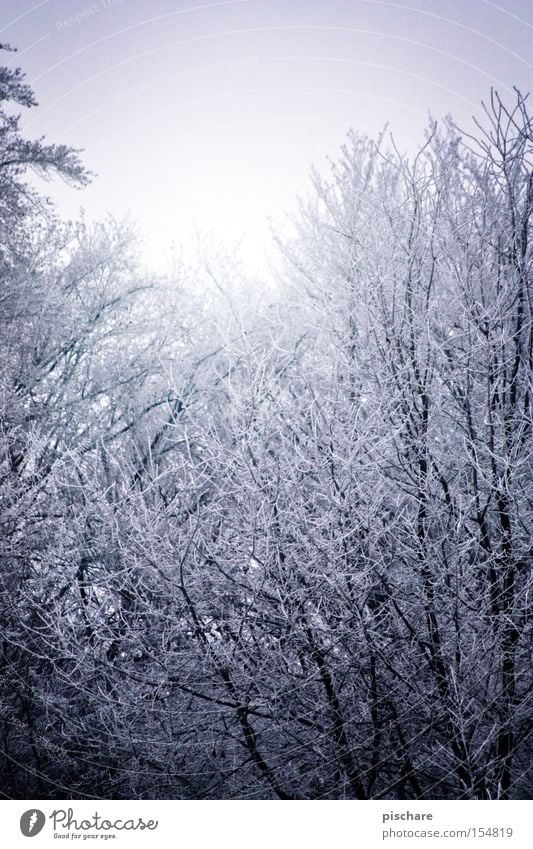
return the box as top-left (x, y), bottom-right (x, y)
top-left (1, 0), bottom-right (532, 268)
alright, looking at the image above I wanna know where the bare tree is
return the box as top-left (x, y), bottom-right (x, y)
top-left (1, 49), bottom-right (530, 799)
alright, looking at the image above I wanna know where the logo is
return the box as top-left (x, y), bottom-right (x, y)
top-left (20, 809), bottom-right (46, 837)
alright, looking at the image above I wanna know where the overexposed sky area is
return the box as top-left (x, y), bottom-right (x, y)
top-left (1, 0), bottom-right (532, 268)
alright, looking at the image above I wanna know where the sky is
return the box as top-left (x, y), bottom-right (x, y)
top-left (1, 0), bottom-right (532, 269)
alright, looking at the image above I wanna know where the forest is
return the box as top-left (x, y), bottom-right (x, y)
top-left (1, 45), bottom-right (531, 800)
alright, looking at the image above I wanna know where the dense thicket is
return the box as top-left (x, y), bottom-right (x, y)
top-left (1, 51), bottom-right (531, 799)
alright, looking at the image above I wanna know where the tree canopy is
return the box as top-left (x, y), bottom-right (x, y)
top-left (0, 53), bottom-right (531, 801)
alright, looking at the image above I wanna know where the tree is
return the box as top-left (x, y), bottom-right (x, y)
top-left (1, 44), bottom-right (530, 799)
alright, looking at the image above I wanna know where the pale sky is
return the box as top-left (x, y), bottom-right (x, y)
top-left (1, 0), bottom-right (532, 268)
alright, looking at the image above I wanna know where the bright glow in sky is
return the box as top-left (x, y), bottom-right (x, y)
top-left (1, 0), bottom-right (532, 269)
